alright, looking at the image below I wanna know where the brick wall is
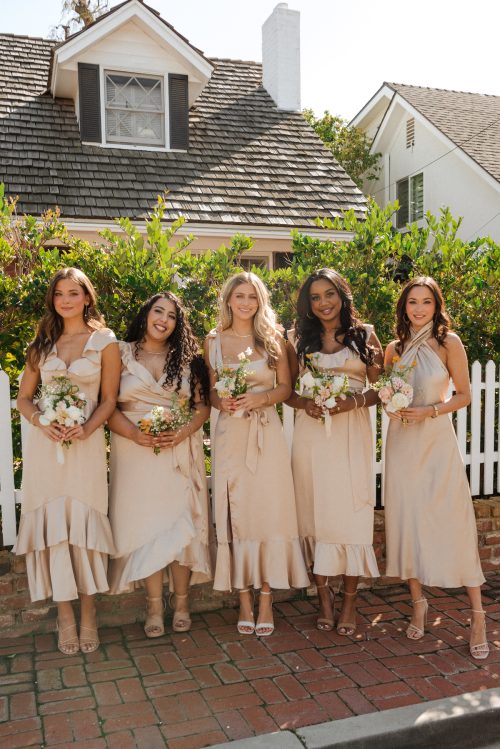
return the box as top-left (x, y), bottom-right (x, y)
top-left (1, 497), bottom-right (499, 637)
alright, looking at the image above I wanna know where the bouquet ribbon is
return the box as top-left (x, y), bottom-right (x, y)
top-left (245, 409), bottom-right (269, 474)
top-left (56, 442), bottom-right (65, 465)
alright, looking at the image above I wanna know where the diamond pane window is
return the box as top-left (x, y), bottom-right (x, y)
top-left (105, 72), bottom-right (164, 146)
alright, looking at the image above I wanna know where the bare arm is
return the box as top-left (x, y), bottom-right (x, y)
top-left (234, 336), bottom-right (291, 411)
top-left (204, 336), bottom-right (235, 413)
top-left (17, 361), bottom-right (66, 443)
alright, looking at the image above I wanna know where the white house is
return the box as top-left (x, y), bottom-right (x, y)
top-left (351, 82), bottom-right (500, 243)
top-left (0, 0), bottom-right (365, 269)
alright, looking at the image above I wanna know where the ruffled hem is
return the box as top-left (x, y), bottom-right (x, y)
top-left (108, 513), bottom-right (212, 594)
top-left (303, 537), bottom-right (380, 578)
top-left (213, 538), bottom-right (310, 591)
top-left (13, 496), bottom-right (115, 602)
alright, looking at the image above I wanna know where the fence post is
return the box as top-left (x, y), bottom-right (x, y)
top-left (0, 370), bottom-right (17, 547)
top-left (469, 361), bottom-right (483, 495)
top-left (483, 361), bottom-right (497, 495)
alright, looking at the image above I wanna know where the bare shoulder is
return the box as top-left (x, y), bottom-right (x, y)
top-left (385, 339), bottom-right (398, 357)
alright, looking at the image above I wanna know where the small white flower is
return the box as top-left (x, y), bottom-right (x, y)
top-left (391, 392), bottom-right (410, 410)
top-left (324, 396), bottom-right (337, 409)
top-left (301, 372), bottom-right (316, 389)
top-left (66, 405), bottom-right (84, 423)
top-left (244, 347), bottom-right (253, 357)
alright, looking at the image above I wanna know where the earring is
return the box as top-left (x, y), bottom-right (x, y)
top-left (306, 312), bottom-right (314, 319)
top-left (84, 304), bottom-right (89, 320)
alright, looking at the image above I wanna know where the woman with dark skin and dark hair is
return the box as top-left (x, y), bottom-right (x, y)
top-left (286, 269), bottom-right (383, 635)
top-left (15, 267), bottom-right (121, 655)
top-left (108, 292), bottom-right (212, 637)
top-left (384, 277), bottom-right (488, 659)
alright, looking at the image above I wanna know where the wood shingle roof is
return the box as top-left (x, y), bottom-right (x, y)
top-left (0, 33), bottom-right (366, 227)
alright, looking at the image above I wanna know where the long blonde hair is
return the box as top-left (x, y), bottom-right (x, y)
top-left (26, 267), bottom-right (104, 368)
top-left (218, 272), bottom-right (281, 368)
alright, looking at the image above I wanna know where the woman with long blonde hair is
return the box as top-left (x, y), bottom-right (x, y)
top-left (204, 272), bottom-right (308, 636)
top-left (15, 267), bottom-right (121, 655)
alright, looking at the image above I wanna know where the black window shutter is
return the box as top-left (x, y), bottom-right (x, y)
top-left (78, 63), bottom-right (101, 143)
top-left (168, 74), bottom-right (189, 150)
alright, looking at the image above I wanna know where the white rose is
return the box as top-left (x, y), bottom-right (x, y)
top-left (66, 405), bottom-right (83, 423)
top-left (301, 371), bottom-right (316, 389)
top-left (244, 347), bottom-right (253, 357)
top-left (391, 392), bottom-right (410, 411)
top-left (324, 397), bottom-right (337, 409)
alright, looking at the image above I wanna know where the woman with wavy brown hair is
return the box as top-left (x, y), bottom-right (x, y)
top-left (15, 267), bottom-right (121, 655)
top-left (204, 272), bottom-right (309, 637)
top-left (287, 268), bottom-right (383, 635)
top-left (384, 277), bottom-right (488, 659)
top-left (107, 292), bottom-right (212, 637)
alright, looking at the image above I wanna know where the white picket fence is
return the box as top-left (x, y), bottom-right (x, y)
top-left (1, 361), bottom-right (499, 547)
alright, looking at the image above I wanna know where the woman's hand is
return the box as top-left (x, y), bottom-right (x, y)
top-left (385, 408), bottom-right (403, 422)
top-left (398, 405), bottom-right (432, 425)
top-left (63, 423), bottom-right (88, 441)
top-left (219, 397), bottom-right (238, 414)
top-left (234, 392), bottom-right (267, 412)
top-left (133, 428), bottom-right (157, 448)
top-left (327, 395), bottom-right (354, 416)
top-left (154, 427), bottom-right (190, 449)
top-left (304, 398), bottom-right (324, 420)
top-left (37, 420), bottom-right (67, 443)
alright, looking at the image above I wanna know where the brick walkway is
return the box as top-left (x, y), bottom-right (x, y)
top-left (1, 578), bottom-right (499, 749)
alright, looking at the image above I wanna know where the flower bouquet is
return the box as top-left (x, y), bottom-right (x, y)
top-left (214, 347), bottom-right (253, 418)
top-left (138, 394), bottom-right (192, 454)
top-left (38, 375), bottom-right (87, 464)
top-left (373, 355), bottom-right (416, 417)
top-left (301, 353), bottom-right (351, 436)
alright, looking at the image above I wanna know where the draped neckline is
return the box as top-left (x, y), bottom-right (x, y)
top-left (402, 322), bottom-right (448, 375)
top-left (50, 329), bottom-right (97, 371)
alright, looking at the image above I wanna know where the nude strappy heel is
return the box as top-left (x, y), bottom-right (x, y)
top-left (406, 597), bottom-right (428, 641)
top-left (56, 620), bottom-right (80, 655)
top-left (256, 590), bottom-right (274, 637)
top-left (79, 624), bottom-right (100, 653)
top-left (316, 582), bottom-right (335, 631)
top-left (144, 596), bottom-right (165, 638)
top-left (337, 590), bottom-right (357, 636)
top-left (169, 592), bottom-right (192, 633)
top-left (237, 589), bottom-right (255, 635)
top-left (469, 609), bottom-right (489, 660)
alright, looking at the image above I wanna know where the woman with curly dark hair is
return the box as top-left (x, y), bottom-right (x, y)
top-left (384, 277), bottom-right (488, 659)
top-left (286, 269), bottom-right (383, 635)
top-left (108, 292), bottom-right (212, 637)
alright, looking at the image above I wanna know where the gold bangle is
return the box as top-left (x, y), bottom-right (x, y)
top-left (30, 411), bottom-right (40, 425)
top-left (350, 394), bottom-right (358, 409)
top-left (431, 403), bottom-right (439, 419)
top-left (360, 392), bottom-right (366, 408)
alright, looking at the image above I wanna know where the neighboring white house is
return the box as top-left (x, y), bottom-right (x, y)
top-left (0, 0), bottom-right (365, 269)
top-left (351, 82), bottom-right (500, 243)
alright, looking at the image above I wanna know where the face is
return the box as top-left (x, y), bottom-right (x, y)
top-left (228, 282), bottom-right (259, 321)
top-left (309, 278), bottom-right (342, 324)
top-left (405, 285), bottom-right (436, 329)
top-left (53, 278), bottom-right (89, 321)
top-left (145, 298), bottom-right (177, 344)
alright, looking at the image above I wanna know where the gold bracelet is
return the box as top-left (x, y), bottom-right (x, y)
top-left (360, 392), bottom-right (366, 408)
top-left (350, 394), bottom-right (358, 409)
top-left (431, 403), bottom-right (439, 419)
top-left (30, 411), bottom-right (40, 425)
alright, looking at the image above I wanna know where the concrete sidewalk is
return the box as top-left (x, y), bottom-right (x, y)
top-left (0, 578), bottom-right (499, 749)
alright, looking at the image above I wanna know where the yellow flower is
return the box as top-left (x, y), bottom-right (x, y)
top-left (411, 359), bottom-right (417, 367)
top-left (392, 355), bottom-right (400, 363)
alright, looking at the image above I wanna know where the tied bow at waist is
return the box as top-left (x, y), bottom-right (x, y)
top-left (245, 408), bottom-right (270, 474)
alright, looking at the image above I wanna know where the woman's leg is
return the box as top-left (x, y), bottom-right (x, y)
top-left (143, 569), bottom-right (165, 637)
top-left (256, 582), bottom-right (274, 636)
top-left (406, 578), bottom-right (428, 640)
top-left (56, 600), bottom-right (79, 655)
top-left (337, 575), bottom-right (358, 636)
top-left (170, 561), bottom-right (191, 632)
top-left (315, 573), bottom-right (334, 631)
top-left (79, 593), bottom-right (99, 653)
top-left (466, 585), bottom-right (489, 658)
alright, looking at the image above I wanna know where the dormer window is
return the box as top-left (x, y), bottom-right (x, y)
top-left (105, 71), bottom-right (165, 147)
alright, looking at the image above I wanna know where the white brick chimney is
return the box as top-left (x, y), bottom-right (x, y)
top-left (262, 3), bottom-right (300, 111)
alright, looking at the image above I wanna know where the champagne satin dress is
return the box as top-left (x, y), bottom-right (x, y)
top-left (384, 323), bottom-right (485, 587)
top-left (208, 333), bottom-right (309, 592)
top-left (108, 342), bottom-right (212, 593)
top-left (14, 328), bottom-right (117, 602)
top-left (291, 327), bottom-right (379, 579)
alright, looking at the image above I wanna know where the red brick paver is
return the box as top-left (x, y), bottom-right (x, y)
top-left (0, 579), bottom-right (499, 748)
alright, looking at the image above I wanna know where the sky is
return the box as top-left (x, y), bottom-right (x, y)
top-left (3, 0), bottom-right (500, 121)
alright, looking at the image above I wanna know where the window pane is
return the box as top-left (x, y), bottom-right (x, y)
top-left (396, 179), bottom-right (409, 228)
top-left (410, 173), bottom-right (424, 221)
top-left (105, 71), bottom-right (164, 146)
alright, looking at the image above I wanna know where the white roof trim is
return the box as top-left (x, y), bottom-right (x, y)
top-left (51, 0), bottom-right (213, 93)
top-left (350, 84), bottom-right (394, 129)
top-left (370, 91), bottom-right (500, 196)
top-left (56, 218), bottom-right (355, 241)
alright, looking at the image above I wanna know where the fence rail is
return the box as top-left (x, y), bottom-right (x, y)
top-left (1, 361), bottom-right (499, 547)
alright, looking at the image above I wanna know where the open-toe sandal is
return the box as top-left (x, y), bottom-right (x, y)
top-left (406, 597), bottom-right (428, 641)
top-left (469, 609), bottom-right (489, 660)
top-left (237, 589), bottom-right (255, 635)
top-left (144, 596), bottom-right (165, 638)
top-left (316, 582), bottom-right (335, 631)
top-left (337, 590), bottom-right (357, 636)
top-left (169, 592), bottom-right (192, 633)
top-left (56, 620), bottom-right (80, 655)
top-left (256, 590), bottom-right (274, 637)
top-left (79, 624), bottom-right (100, 653)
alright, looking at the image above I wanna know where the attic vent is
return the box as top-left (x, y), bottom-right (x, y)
top-left (406, 117), bottom-right (415, 148)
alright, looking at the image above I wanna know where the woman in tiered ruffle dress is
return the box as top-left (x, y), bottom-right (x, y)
top-left (15, 267), bottom-right (121, 655)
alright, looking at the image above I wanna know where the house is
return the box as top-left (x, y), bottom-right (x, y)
top-left (0, 0), bottom-right (366, 269)
top-left (351, 82), bottom-right (500, 243)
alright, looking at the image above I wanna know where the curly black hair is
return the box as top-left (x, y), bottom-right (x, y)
top-left (295, 268), bottom-right (375, 367)
top-left (125, 292), bottom-right (209, 408)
